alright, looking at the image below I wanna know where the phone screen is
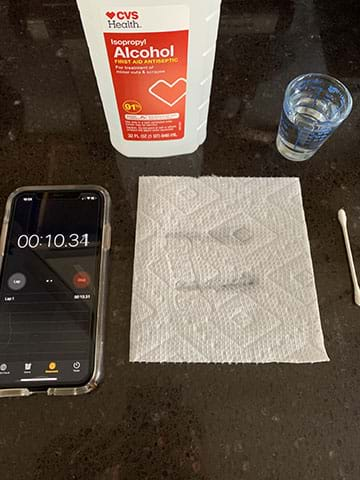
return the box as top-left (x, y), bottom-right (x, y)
top-left (0, 190), bottom-right (105, 389)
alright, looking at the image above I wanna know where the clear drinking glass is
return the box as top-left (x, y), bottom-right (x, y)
top-left (276, 73), bottom-right (353, 161)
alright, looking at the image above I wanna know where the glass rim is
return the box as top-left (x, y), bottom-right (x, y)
top-left (283, 73), bottom-right (353, 126)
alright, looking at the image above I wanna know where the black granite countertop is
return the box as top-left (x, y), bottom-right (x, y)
top-left (1, 1), bottom-right (360, 479)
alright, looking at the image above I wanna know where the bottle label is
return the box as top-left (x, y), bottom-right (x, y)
top-left (102, 5), bottom-right (189, 142)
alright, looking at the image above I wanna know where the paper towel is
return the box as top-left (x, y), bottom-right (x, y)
top-left (130, 176), bottom-right (329, 363)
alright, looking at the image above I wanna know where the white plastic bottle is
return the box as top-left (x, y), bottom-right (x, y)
top-left (76, 0), bottom-right (222, 158)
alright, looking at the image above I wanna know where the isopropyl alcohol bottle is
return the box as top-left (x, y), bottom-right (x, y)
top-left (76, 0), bottom-right (222, 158)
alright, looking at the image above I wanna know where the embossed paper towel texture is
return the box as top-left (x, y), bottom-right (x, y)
top-left (130, 177), bottom-right (329, 363)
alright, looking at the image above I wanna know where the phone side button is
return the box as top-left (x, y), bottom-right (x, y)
top-left (103, 224), bottom-right (111, 251)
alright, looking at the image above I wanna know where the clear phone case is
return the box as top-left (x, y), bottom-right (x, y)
top-left (0, 185), bottom-right (111, 398)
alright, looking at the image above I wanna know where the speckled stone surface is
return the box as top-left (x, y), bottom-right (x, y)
top-left (0, 1), bottom-right (360, 479)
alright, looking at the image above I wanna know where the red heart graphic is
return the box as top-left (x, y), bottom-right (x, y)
top-left (106, 11), bottom-right (115, 19)
top-left (149, 78), bottom-right (187, 107)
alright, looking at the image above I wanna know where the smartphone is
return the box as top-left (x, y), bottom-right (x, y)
top-left (0, 186), bottom-right (111, 397)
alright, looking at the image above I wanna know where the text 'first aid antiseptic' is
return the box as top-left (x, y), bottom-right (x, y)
top-left (76, 0), bottom-right (222, 158)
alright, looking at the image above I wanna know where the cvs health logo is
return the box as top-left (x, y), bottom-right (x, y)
top-left (106, 11), bottom-right (139, 20)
